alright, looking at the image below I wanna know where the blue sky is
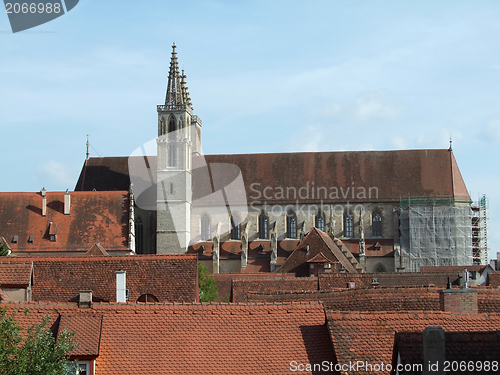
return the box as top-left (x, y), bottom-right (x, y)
top-left (1, 1), bottom-right (499, 260)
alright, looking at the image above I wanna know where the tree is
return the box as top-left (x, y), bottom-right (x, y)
top-left (198, 264), bottom-right (218, 302)
top-left (0, 308), bottom-right (78, 375)
top-left (0, 243), bottom-right (9, 257)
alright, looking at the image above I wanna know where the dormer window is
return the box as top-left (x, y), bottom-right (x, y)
top-left (28, 235), bottom-right (34, 244)
top-left (50, 234), bottom-right (56, 242)
top-left (12, 236), bottom-right (18, 244)
top-left (49, 222), bottom-right (59, 242)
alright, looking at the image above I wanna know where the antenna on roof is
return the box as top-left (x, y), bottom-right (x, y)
top-left (86, 134), bottom-right (90, 160)
top-left (448, 135), bottom-right (453, 151)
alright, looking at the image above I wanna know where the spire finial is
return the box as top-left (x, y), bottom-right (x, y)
top-left (86, 134), bottom-right (90, 160)
top-left (448, 135), bottom-right (453, 151)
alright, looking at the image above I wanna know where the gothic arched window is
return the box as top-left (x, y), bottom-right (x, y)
top-left (168, 115), bottom-right (176, 140)
top-left (135, 217), bottom-right (144, 254)
top-left (343, 210), bottom-right (353, 238)
top-left (230, 214), bottom-right (241, 240)
top-left (315, 210), bottom-right (325, 232)
top-left (201, 215), bottom-right (211, 241)
top-left (168, 145), bottom-right (177, 167)
top-left (286, 210), bottom-right (297, 239)
top-left (259, 211), bottom-right (269, 239)
top-left (372, 211), bottom-right (382, 237)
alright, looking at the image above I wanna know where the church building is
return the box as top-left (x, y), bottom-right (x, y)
top-left (75, 44), bottom-right (479, 273)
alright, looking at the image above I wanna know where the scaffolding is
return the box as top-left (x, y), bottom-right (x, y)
top-left (399, 197), bottom-right (473, 272)
top-left (471, 194), bottom-right (489, 265)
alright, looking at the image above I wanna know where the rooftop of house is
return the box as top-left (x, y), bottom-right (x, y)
top-left (5, 301), bottom-right (334, 375)
top-left (279, 227), bottom-right (360, 275)
top-left (0, 191), bottom-right (130, 254)
top-left (76, 149), bottom-right (471, 204)
top-left (0, 262), bottom-right (32, 286)
top-left (0, 255), bottom-right (198, 303)
top-left (326, 310), bottom-right (500, 375)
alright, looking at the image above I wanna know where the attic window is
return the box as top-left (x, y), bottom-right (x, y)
top-left (28, 235), bottom-right (34, 244)
top-left (12, 236), bottom-right (18, 244)
top-left (48, 222), bottom-right (59, 242)
top-left (50, 235), bottom-right (56, 242)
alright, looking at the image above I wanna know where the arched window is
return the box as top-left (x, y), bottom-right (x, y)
top-left (201, 215), bottom-right (211, 241)
top-left (374, 263), bottom-right (387, 273)
top-left (286, 210), bottom-right (297, 239)
top-left (258, 211), bottom-right (269, 239)
top-left (315, 210), bottom-right (325, 232)
top-left (343, 210), bottom-right (353, 238)
top-left (168, 115), bottom-right (176, 139)
top-left (135, 217), bottom-right (144, 254)
top-left (230, 214), bottom-right (241, 240)
top-left (137, 294), bottom-right (159, 303)
top-left (372, 211), bottom-right (382, 237)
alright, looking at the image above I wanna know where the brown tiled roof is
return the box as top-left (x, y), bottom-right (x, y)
top-left (232, 277), bottom-right (318, 303)
top-left (6, 302), bottom-right (336, 375)
top-left (0, 255), bottom-right (198, 303)
top-left (394, 330), bottom-right (500, 374)
top-left (279, 228), bottom-right (358, 276)
top-left (489, 271), bottom-right (500, 287)
top-left (0, 263), bottom-right (32, 286)
top-left (58, 314), bottom-right (102, 357)
top-left (420, 265), bottom-right (490, 273)
top-left (86, 242), bottom-right (110, 256)
top-left (0, 288), bottom-right (9, 301)
top-left (326, 310), bottom-right (500, 375)
top-left (212, 273), bottom-right (296, 302)
top-left (76, 150), bottom-right (471, 203)
top-left (0, 191), bottom-right (130, 254)
top-left (318, 271), bottom-right (463, 290)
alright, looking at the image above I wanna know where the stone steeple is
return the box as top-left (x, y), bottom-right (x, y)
top-left (165, 43), bottom-right (192, 110)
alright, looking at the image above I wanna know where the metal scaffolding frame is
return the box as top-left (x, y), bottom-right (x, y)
top-left (471, 194), bottom-right (489, 265)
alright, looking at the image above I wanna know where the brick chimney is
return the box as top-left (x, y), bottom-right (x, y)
top-left (41, 187), bottom-right (47, 217)
top-left (64, 190), bottom-right (70, 215)
top-left (423, 327), bottom-right (445, 375)
top-left (439, 288), bottom-right (478, 313)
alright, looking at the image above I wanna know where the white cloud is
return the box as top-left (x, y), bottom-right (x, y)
top-left (351, 91), bottom-right (402, 122)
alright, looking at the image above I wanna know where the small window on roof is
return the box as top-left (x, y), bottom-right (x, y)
top-left (28, 235), bottom-right (34, 244)
top-left (50, 234), bottom-right (56, 242)
top-left (12, 236), bottom-right (18, 244)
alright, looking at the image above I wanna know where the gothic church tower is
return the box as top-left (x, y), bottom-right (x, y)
top-left (156, 44), bottom-right (202, 254)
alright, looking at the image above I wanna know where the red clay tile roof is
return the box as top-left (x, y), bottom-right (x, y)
top-left (0, 288), bottom-right (9, 301)
top-left (76, 150), bottom-right (471, 204)
top-left (394, 330), bottom-right (500, 374)
top-left (6, 302), bottom-right (336, 375)
top-left (326, 310), bottom-right (500, 375)
top-left (86, 242), bottom-right (110, 256)
top-left (307, 252), bottom-right (330, 263)
top-left (0, 191), bottom-right (130, 254)
top-left (489, 271), bottom-right (500, 287)
top-left (232, 277), bottom-right (318, 303)
top-left (279, 228), bottom-right (358, 275)
top-left (420, 265), bottom-right (490, 273)
top-left (0, 255), bottom-right (198, 303)
top-left (58, 314), bottom-right (102, 357)
top-left (0, 262), bottom-right (32, 286)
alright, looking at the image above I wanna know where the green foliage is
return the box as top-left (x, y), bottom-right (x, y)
top-left (0, 243), bottom-right (9, 257)
top-left (0, 307), bottom-right (78, 375)
top-left (198, 264), bottom-right (218, 302)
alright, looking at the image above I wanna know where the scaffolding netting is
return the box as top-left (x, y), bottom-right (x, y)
top-left (399, 205), bottom-right (472, 272)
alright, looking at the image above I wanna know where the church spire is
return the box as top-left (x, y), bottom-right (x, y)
top-left (165, 43), bottom-right (192, 110)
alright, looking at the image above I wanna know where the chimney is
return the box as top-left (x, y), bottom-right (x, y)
top-left (41, 187), bottom-right (47, 217)
top-left (64, 190), bottom-right (70, 215)
top-left (423, 326), bottom-right (445, 375)
top-left (79, 290), bottom-right (92, 308)
top-left (439, 288), bottom-right (478, 313)
top-left (116, 270), bottom-right (127, 303)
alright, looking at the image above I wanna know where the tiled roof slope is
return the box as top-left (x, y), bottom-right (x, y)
top-left (0, 191), bottom-right (130, 253)
top-left (0, 263), bottom-right (32, 286)
top-left (394, 331), bottom-right (500, 374)
top-left (318, 271), bottom-right (462, 290)
top-left (246, 287), bottom-right (500, 313)
top-left (0, 255), bottom-right (198, 303)
top-left (6, 302), bottom-right (335, 375)
top-left (58, 314), bottom-right (103, 357)
top-left (76, 150), bottom-right (471, 203)
top-left (279, 228), bottom-right (358, 276)
top-left (232, 277), bottom-right (318, 303)
top-left (490, 271), bottom-right (500, 287)
top-left (326, 310), bottom-right (500, 375)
